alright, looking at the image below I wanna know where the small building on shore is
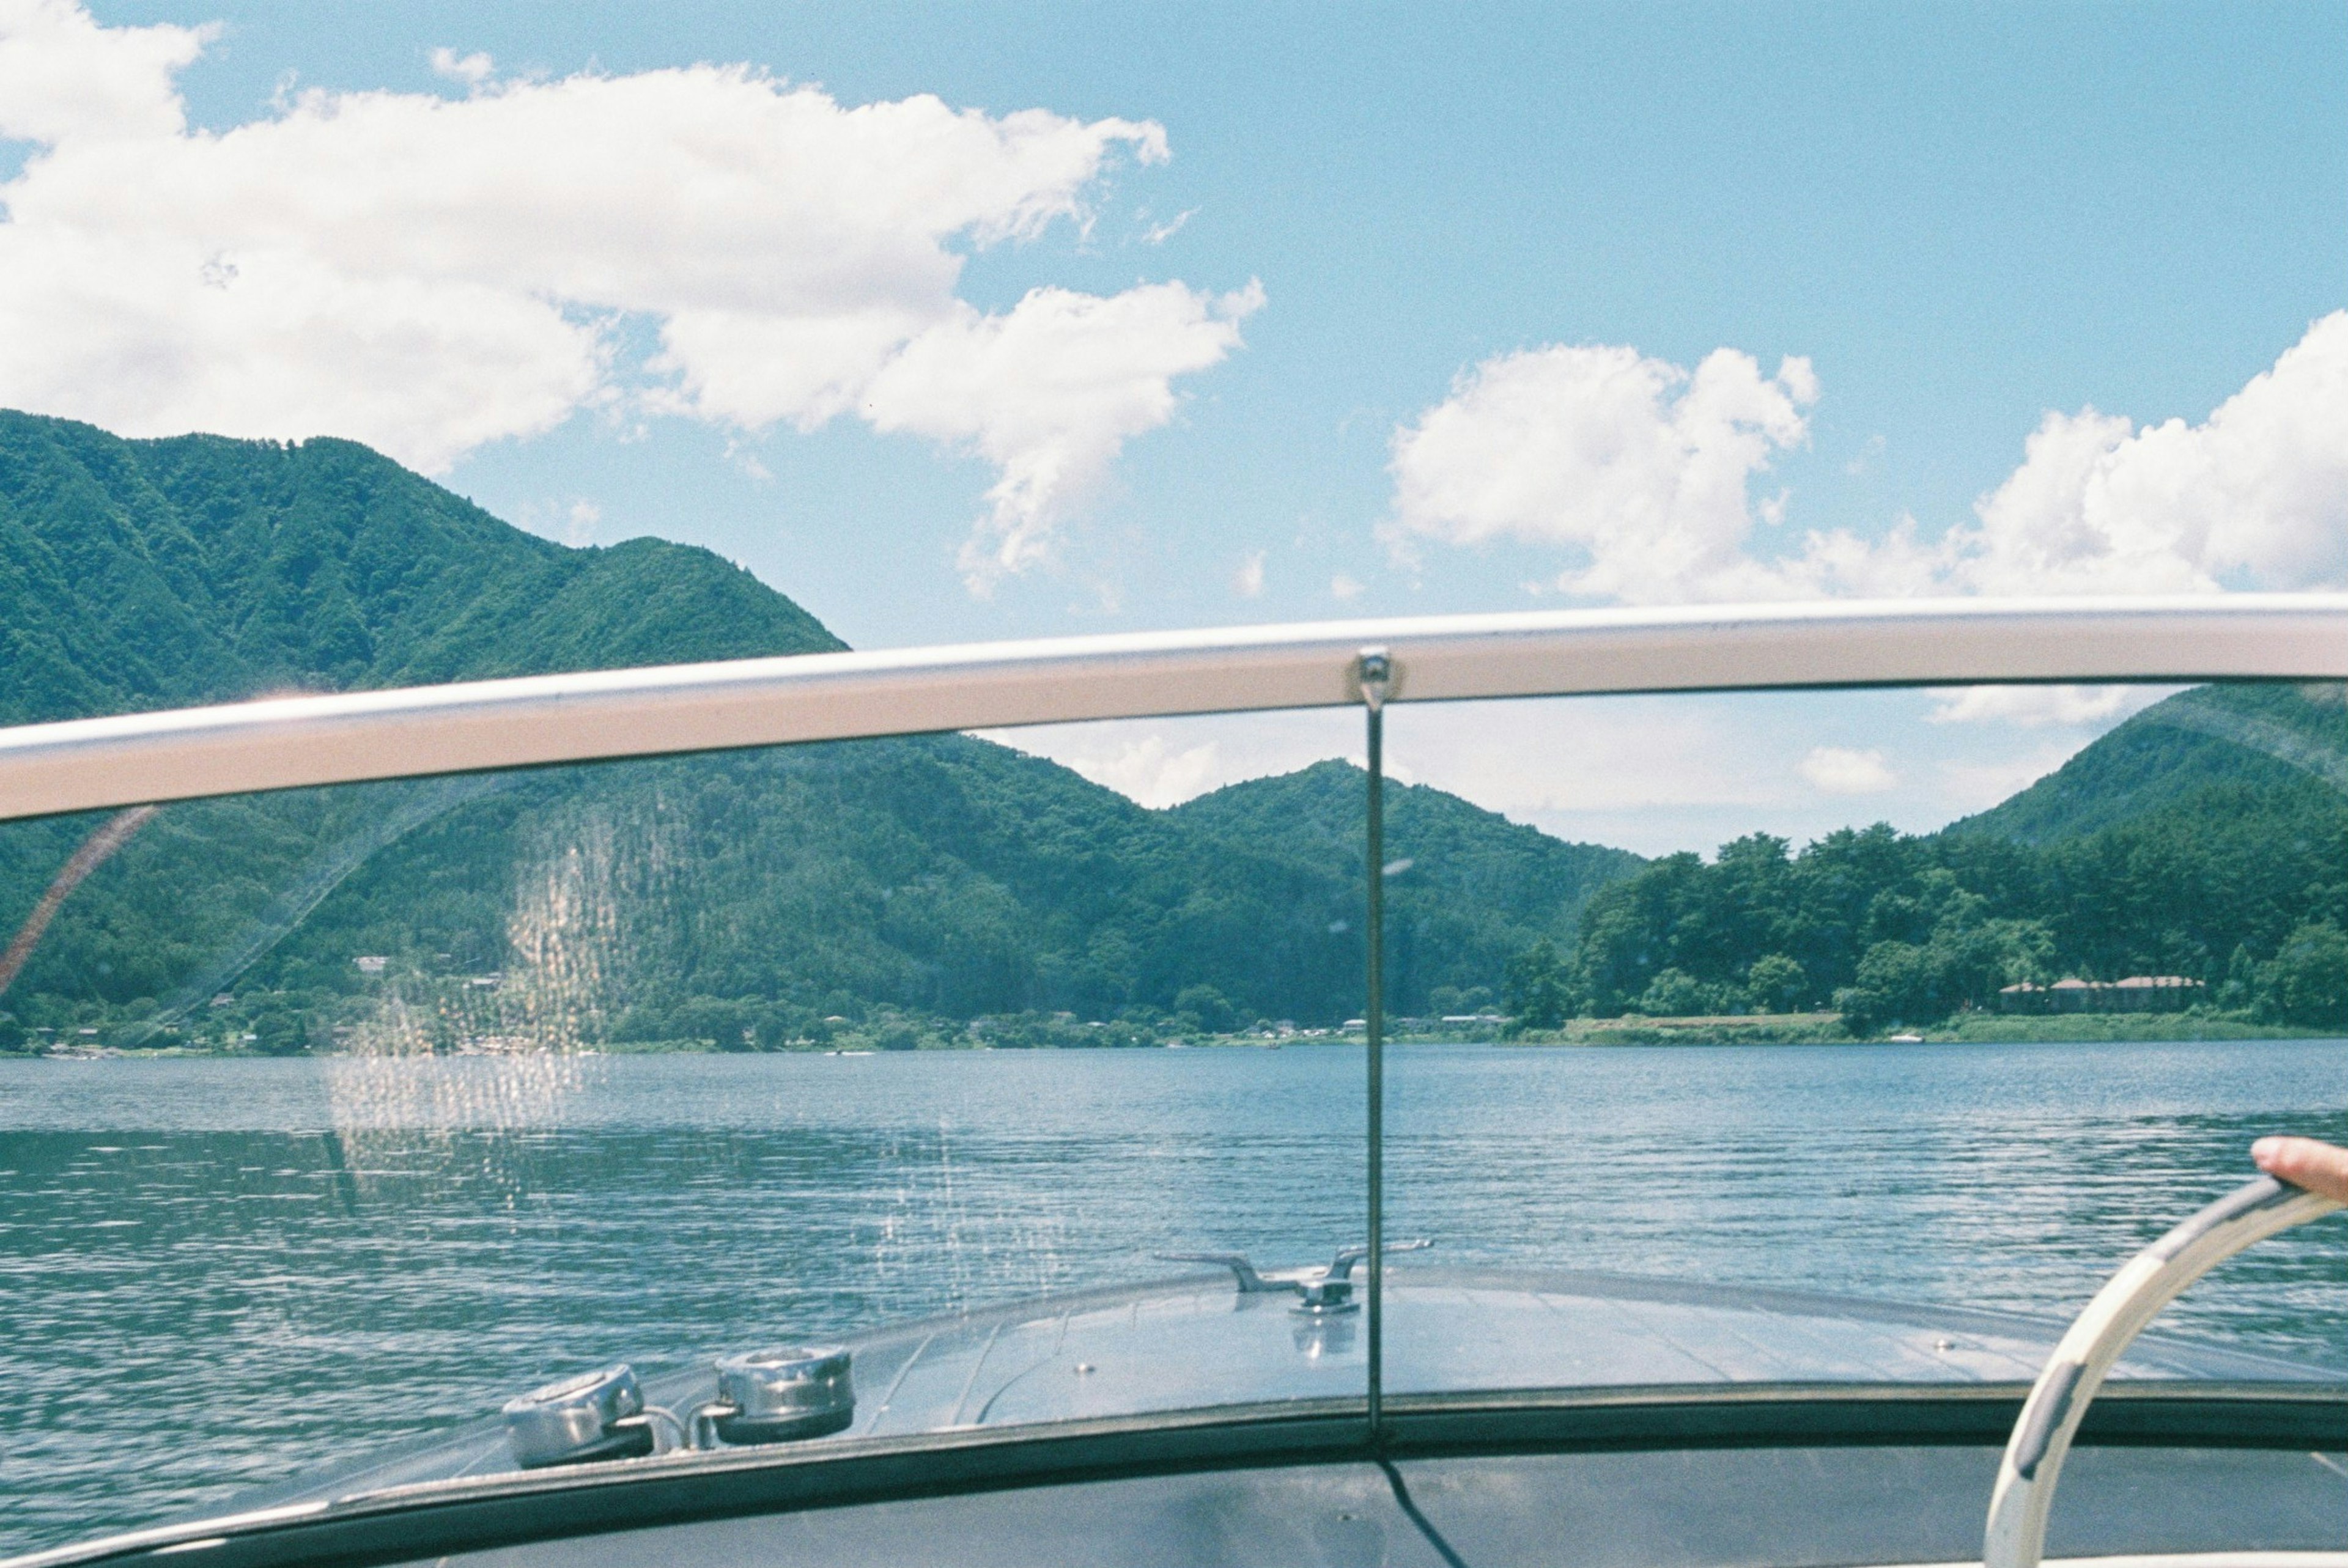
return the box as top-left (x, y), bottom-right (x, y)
top-left (1997, 976), bottom-right (2205, 1014)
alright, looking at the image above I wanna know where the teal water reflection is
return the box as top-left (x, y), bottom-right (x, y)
top-left (3, 1040), bottom-right (2346, 1555)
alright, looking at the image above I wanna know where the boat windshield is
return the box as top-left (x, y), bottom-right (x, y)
top-left (4, 674), bottom-right (2347, 1555)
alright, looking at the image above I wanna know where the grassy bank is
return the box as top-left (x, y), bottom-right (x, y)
top-left (22, 1010), bottom-right (2338, 1059)
top-left (1919, 1012), bottom-right (2331, 1043)
top-left (1502, 1009), bottom-right (2334, 1047)
top-left (1508, 1012), bottom-right (1850, 1046)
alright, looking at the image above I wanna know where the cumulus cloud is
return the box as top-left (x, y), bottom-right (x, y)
top-left (0, 0), bottom-right (1255, 585)
top-left (1935, 743), bottom-right (2099, 817)
top-left (428, 46), bottom-right (495, 87)
top-left (1389, 312), bottom-right (2348, 610)
top-left (989, 727), bottom-right (1231, 809)
top-left (1386, 342), bottom-right (1818, 601)
top-left (1936, 313), bottom-right (2348, 594)
top-left (861, 280), bottom-right (1260, 587)
top-left (0, 0), bottom-right (209, 145)
top-left (1232, 549), bottom-right (1265, 598)
top-left (1141, 207), bottom-right (1196, 245)
top-left (1798, 746), bottom-right (1897, 795)
top-left (1925, 684), bottom-right (2172, 728)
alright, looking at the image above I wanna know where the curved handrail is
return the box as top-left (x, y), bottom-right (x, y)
top-left (0, 594), bottom-right (2346, 821)
top-left (1983, 1176), bottom-right (2343, 1568)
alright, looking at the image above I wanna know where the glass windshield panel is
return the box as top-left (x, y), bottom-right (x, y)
top-left (0, 724), bottom-right (1370, 1554)
top-left (9, 677), bottom-right (2348, 1558)
top-left (1378, 680), bottom-right (2348, 1399)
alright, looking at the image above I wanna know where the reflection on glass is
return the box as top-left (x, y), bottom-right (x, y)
top-left (0, 728), bottom-right (1384, 1549)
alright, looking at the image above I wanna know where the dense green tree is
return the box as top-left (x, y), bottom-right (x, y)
top-left (1502, 939), bottom-right (1573, 1028)
top-left (1744, 954), bottom-right (1806, 1014)
top-left (1636, 968), bottom-right (1717, 1018)
top-left (249, 1006), bottom-right (308, 1056)
top-left (670, 997), bottom-right (754, 1051)
top-left (1831, 915), bottom-right (2051, 1031)
top-left (1173, 984), bottom-right (1236, 1033)
top-left (1427, 983), bottom-right (1496, 1016)
top-left (2256, 922), bottom-right (2348, 1029)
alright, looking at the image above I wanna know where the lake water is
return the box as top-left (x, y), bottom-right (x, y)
top-left (5, 1039), bottom-right (2348, 1557)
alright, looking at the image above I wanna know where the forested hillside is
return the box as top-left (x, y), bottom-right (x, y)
top-left (1950, 683), bottom-right (2348, 845)
top-left (1175, 761), bottom-right (1641, 1016)
top-left (0, 411), bottom-right (842, 724)
top-left (0, 413), bottom-right (1638, 1051)
top-left (1507, 683), bottom-right (2348, 1032)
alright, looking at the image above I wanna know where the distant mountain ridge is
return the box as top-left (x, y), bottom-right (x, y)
top-left (0, 412), bottom-right (1641, 1043)
top-left (1175, 760), bottom-right (1640, 1008)
top-left (1947, 683), bottom-right (2348, 847)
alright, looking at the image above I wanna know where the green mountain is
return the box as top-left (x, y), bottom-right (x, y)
top-left (1174, 760), bottom-right (1642, 1014)
top-left (0, 410), bottom-right (841, 725)
top-left (1949, 683), bottom-right (2348, 846)
top-left (0, 413), bottom-right (1641, 1048)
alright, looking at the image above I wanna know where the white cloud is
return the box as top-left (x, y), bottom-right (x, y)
top-left (514, 495), bottom-right (605, 546)
top-left (860, 281), bottom-right (1261, 589)
top-left (1936, 312), bottom-right (2348, 594)
top-left (1330, 572), bottom-right (1364, 601)
top-left (0, 1), bottom-right (1254, 584)
top-left (1798, 746), bottom-right (1897, 795)
top-left (980, 720), bottom-right (1317, 809)
top-left (0, 0), bottom-right (209, 145)
top-left (1935, 743), bottom-right (2086, 817)
top-left (1390, 314), bottom-right (2348, 611)
top-left (1232, 549), bottom-right (1265, 598)
top-left (1386, 342), bottom-right (1818, 602)
top-left (428, 46), bottom-right (494, 87)
top-left (563, 499), bottom-right (600, 546)
top-left (1926, 683), bottom-right (2173, 728)
top-left (1060, 735), bottom-right (1224, 808)
top-left (1141, 207), bottom-right (1196, 245)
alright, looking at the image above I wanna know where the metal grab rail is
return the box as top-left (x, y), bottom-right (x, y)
top-left (1983, 1176), bottom-right (2343, 1568)
top-left (3, 594), bottom-right (2348, 821)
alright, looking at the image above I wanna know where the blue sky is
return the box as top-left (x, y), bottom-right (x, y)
top-left (17, 2), bottom-right (2348, 851)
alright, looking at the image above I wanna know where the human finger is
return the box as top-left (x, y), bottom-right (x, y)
top-left (2251, 1135), bottom-right (2348, 1204)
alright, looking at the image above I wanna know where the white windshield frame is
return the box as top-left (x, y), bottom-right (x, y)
top-left (0, 593), bottom-right (2344, 820)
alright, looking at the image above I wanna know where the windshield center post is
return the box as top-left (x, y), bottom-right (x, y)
top-left (1357, 647), bottom-right (1393, 1445)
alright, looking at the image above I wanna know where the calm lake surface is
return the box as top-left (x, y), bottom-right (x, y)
top-left (5, 1039), bottom-right (2348, 1555)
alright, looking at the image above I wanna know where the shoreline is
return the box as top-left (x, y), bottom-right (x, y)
top-left (13, 1011), bottom-right (2338, 1060)
top-left (1507, 1012), bottom-right (2332, 1047)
